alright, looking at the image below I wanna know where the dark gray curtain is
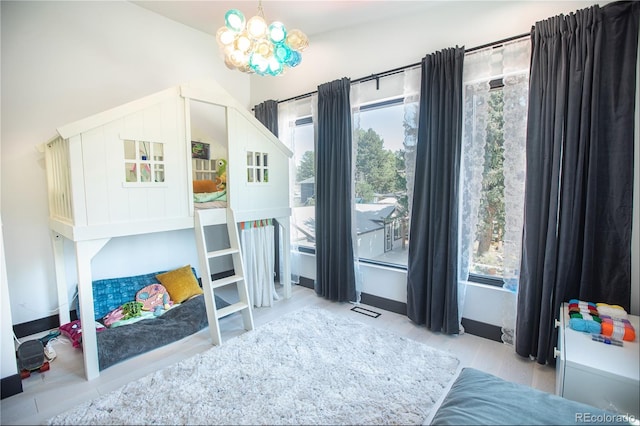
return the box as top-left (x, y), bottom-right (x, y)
top-left (315, 78), bottom-right (356, 302)
top-left (517, 1), bottom-right (639, 364)
top-left (254, 99), bottom-right (279, 137)
top-left (254, 99), bottom-right (280, 280)
top-left (407, 47), bottom-right (464, 334)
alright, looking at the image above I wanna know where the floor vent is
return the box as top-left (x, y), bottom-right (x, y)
top-left (351, 306), bottom-right (381, 318)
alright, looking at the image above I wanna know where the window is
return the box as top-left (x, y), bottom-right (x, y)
top-left (291, 116), bottom-right (315, 251)
top-left (459, 39), bottom-right (530, 289)
top-left (123, 140), bottom-right (165, 184)
top-left (193, 158), bottom-right (218, 181)
top-left (247, 151), bottom-right (269, 183)
top-left (278, 67), bottom-right (424, 272)
top-left (468, 86), bottom-right (506, 282)
top-left (353, 98), bottom-right (416, 267)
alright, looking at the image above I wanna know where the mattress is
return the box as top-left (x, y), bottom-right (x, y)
top-left (96, 294), bottom-right (228, 370)
top-left (429, 368), bottom-right (631, 425)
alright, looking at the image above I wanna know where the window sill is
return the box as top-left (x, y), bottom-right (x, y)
top-left (460, 280), bottom-right (516, 293)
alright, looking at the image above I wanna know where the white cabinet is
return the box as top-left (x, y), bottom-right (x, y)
top-left (555, 303), bottom-right (639, 418)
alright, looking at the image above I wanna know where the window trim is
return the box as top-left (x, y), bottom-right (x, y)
top-left (352, 96), bottom-right (411, 270)
top-left (294, 99), bottom-right (413, 269)
top-left (358, 97), bottom-right (405, 112)
top-left (294, 244), bottom-right (410, 271)
top-left (295, 116), bottom-right (313, 126)
top-left (467, 273), bottom-right (504, 287)
top-left (293, 245), bottom-right (507, 283)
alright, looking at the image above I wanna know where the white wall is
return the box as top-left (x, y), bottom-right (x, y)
top-left (252, 0), bottom-right (640, 318)
top-left (250, 1), bottom-right (602, 106)
top-left (0, 0), bottom-right (250, 326)
top-left (1, 220), bottom-right (18, 380)
top-left (297, 250), bottom-right (516, 327)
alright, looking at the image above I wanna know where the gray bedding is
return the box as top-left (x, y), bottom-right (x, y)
top-left (96, 294), bottom-right (228, 370)
top-left (430, 368), bottom-right (630, 425)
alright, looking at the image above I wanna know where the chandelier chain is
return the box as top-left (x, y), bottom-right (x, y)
top-left (257, 0), bottom-right (265, 19)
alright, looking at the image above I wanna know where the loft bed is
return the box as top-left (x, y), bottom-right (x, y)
top-left (42, 80), bottom-right (293, 380)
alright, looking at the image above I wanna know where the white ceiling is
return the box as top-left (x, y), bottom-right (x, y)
top-left (131, 1), bottom-right (441, 37)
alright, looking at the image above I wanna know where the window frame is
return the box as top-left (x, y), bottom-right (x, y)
top-left (290, 83), bottom-right (520, 287)
top-left (122, 139), bottom-right (166, 187)
top-left (352, 96), bottom-right (411, 269)
top-left (291, 97), bottom-right (415, 272)
top-left (291, 115), bottom-right (317, 252)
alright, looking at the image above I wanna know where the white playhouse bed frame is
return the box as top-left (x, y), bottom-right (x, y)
top-left (44, 80), bottom-right (292, 380)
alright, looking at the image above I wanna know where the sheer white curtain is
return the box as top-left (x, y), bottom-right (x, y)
top-left (403, 67), bottom-right (421, 220)
top-left (499, 40), bottom-right (530, 345)
top-left (241, 219), bottom-right (278, 307)
top-left (501, 40), bottom-right (530, 292)
top-left (459, 49), bottom-right (492, 280)
top-left (460, 38), bottom-right (530, 344)
top-left (278, 96), bottom-right (316, 286)
top-left (349, 84), bottom-right (364, 302)
top-left (459, 48), bottom-right (492, 332)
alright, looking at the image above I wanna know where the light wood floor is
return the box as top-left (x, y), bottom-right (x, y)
top-left (1, 285), bottom-right (555, 425)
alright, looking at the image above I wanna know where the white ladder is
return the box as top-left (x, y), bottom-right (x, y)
top-left (194, 208), bottom-right (254, 345)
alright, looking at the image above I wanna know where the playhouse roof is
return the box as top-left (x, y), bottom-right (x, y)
top-left (51, 80), bottom-right (292, 159)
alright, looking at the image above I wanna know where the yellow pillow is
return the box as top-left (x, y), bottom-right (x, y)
top-left (193, 180), bottom-right (217, 194)
top-left (155, 265), bottom-right (203, 303)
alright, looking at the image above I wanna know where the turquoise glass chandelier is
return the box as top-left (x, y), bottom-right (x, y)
top-left (216, 1), bottom-right (309, 76)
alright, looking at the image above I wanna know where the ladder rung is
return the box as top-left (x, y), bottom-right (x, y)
top-left (217, 301), bottom-right (249, 318)
top-left (195, 207), bottom-right (255, 344)
top-left (207, 247), bottom-right (240, 259)
top-left (210, 274), bottom-right (244, 289)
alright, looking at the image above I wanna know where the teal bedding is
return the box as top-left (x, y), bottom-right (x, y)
top-left (193, 190), bottom-right (227, 203)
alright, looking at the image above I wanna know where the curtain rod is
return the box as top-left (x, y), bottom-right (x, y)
top-left (274, 31), bottom-right (530, 105)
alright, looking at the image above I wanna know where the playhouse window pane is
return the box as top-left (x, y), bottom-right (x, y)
top-left (255, 153), bottom-right (261, 166)
top-left (125, 162), bottom-right (137, 182)
top-left (256, 169), bottom-right (262, 182)
top-left (152, 142), bottom-right (164, 161)
top-left (139, 141), bottom-right (151, 160)
top-left (263, 154), bottom-right (268, 167)
top-left (124, 140), bottom-right (136, 160)
top-left (154, 164), bottom-right (165, 182)
top-left (247, 152), bottom-right (254, 166)
top-left (140, 163), bottom-right (151, 182)
top-left (263, 169), bottom-right (269, 183)
top-left (248, 168), bottom-right (254, 182)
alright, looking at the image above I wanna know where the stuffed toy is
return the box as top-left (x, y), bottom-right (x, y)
top-left (59, 319), bottom-right (106, 347)
top-left (121, 301), bottom-right (143, 320)
top-left (215, 158), bottom-right (227, 192)
top-left (136, 283), bottom-right (172, 312)
top-left (103, 307), bottom-right (125, 327)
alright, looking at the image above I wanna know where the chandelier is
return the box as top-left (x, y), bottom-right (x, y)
top-left (216, 1), bottom-right (309, 76)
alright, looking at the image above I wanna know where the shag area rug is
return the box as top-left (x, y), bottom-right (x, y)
top-left (48, 307), bottom-right (460, 425)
